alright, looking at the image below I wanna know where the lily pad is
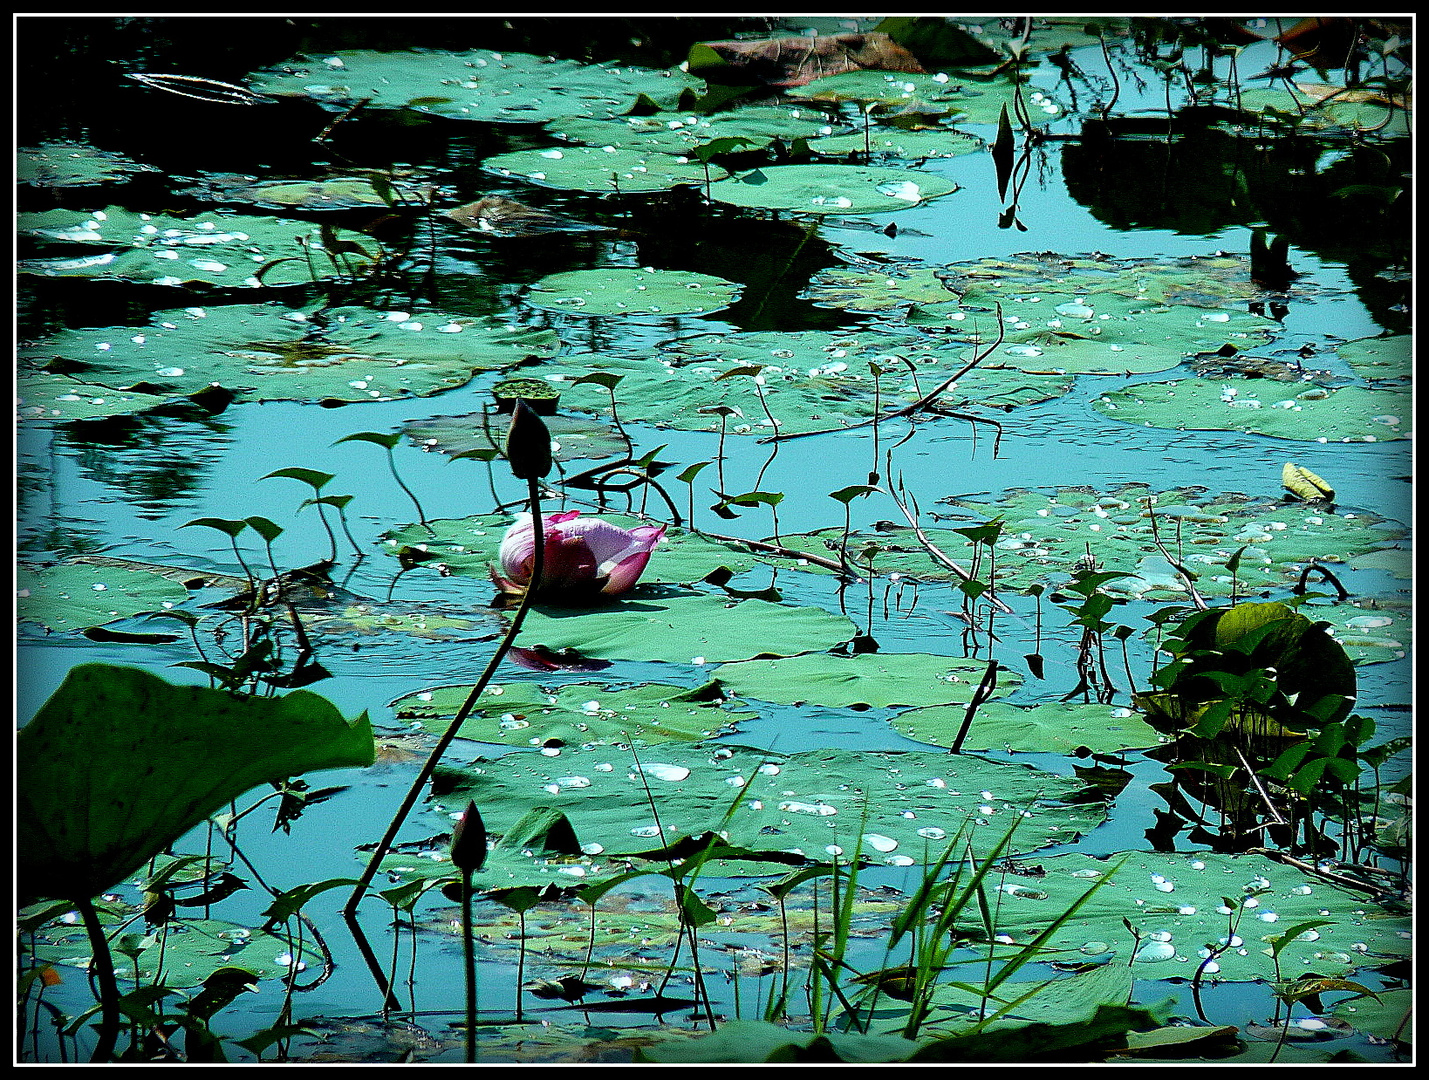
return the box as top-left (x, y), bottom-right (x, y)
top-left (1092, 379), bottom-right (1410, 442)
top-left (17, 206), bottom-right (344, 288)
top-left (19, 304), bottom-right (557, 405)
top-left (937, 484), bottom-right (1409, 600)
top-left (483, 145), bottom-right (721, 194)
top-left (547, 105), bottom-right (836, 156)
top-left (1336, 334), bottom-right (1410, 381)
top-left (515, 586), bottom-right (858, 664)
top-left (795, 70), bottom-right (1068, 125)
top-left (239, 177), bottom-right (395, 210)
top-left (808, 126), bottom-right (982, 160)
top-left (247, 48), bottom-right (698, 124)
top-left (961, 850), bottom-right (1411, 981)
top-left (896, 701), bottom-right (1162, 754)
top-left (17, 562), bottom-right (190, 633)
top-left (16, 370), bottom-right (173, 425)
top-left (708, 164), bottom-right (959, 215)
top-left (432, 744), bottom-right (1106, 873)
top-left (524, 268), bottom-right (742, 317)
top-left (391, 679), bottom-right (757, 746)
top-left (714, 651), bottom-right (1021, 709)
top-left (17, 141), bottom-right (158, 187)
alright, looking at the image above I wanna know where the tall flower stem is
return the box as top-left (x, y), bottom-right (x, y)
top-left (342, 477), bottom-right (545, 1007)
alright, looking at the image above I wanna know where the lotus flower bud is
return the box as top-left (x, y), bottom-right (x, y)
top-left (504, 399), bottom-right (553, 480)
top-left (450, 801), bottom-right (488, 874)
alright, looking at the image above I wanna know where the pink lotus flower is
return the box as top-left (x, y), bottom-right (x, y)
top-left (494, 511), bottom-right (666, 602)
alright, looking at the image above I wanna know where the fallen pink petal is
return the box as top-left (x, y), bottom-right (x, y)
top-left (494, 511), bottom-right (666, 602)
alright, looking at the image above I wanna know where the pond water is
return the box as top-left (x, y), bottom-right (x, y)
top-left (16, 16), bottom-right (1412, 1064)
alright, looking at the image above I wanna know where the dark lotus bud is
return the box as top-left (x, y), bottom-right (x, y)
top-left (450, 801), bottom-right (488, 874)
top-left (505, 399), bottom-right (553, 480)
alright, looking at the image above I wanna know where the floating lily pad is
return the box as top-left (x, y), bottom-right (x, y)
top-left (392, 679), bottom-right (756, 746)
top-left (963, 850), bottom-right (1411, 981)
top-left (516, 586), bottom-right (857, 664)
top-left (795, 70), bottom-right (1067, 125)
top-left (247, 49), bottom-right (698, 125)
top-left (708, 164), bottom-right (959, 215)
top-left (937, 484), bottom-right (1408, 600)
top-left (1307, 600), bottom-right (1411, 666)
top-left (432, 744), bottom-right (1106, 874)
top-left (17, 206), bottom-right (342, 288)
top-left (239, 177), bottom-right (395, 210)
top-left (809, 263), bottom-right (963, 311)
top-left (808, 126), bottom-right (982, 160)
top-left (896, 701), bottom-right (1162, 754)
top-left (524, 268), bottom-right (742, 317)
top-left (17, 562), bottom-right (190, 633)
top-left (1092, 379), bottom-right (1410, 442)
top-left (548, 105), bottom-right (836, 156)
top-left (382, 514), bottom-right (759, 585)
top-left (714, 651), bottom-right (1021, 710)
top-left (483, 145), bottom-right (720, 194)
top-left (19, 304), bottom-right (557, 405)
top-left (17, 141), bottom-right (158, 187)
top-left (1336, 334), bottom-right (1410, 381)
top-left (16, 370), bottom-right (173, 425)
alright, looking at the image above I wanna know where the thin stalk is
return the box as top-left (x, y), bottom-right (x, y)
top-left (78, 898), bottom-right (119, 1062)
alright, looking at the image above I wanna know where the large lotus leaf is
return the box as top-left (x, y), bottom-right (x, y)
top-left (17, 206), bottom-right (341, 288)
top-left (524, 268), bottom-right (742, 317)
top-left (938, 484), bottom-right (1408, 600)
top-left (1336, 334), bottom-right (1410, 381)
top-left (516, 586), bottom-right (858, 664)
top-left (18, 141), bottom-right (158, 187)
top-left (547, 105), bottom-right (836, 155)
top-left (808, 126), bottom-right (982, 160)
top-left (247, 49), bottom-right (698, 124)
top-left (432, 744), bottom-right (1106, 872)
top-left (17, 664), bottom-right (374, 904)
top-left (957, 850), bottom-right (1411, 981)
top-left (482, 145), bottom-right (721, 194)
top-left (238, 177), bottom-right (394, 210)
top-left (16, 370), bottom-right (173, 425)
top-left (919, 292), bottom-right (1282, 376)
top-left (391, 679), bottom-right (757, 746)
top-left (708, 164), bottom-right (959, 215)
top-left (382, 514), bottom-right (760, 585)
top-left (896, 701), bottom-right (1162, 754)
top-left (1092, 378), bottom-right (1410, 442)
top-left (713, 652), bottom-right (1021, 710)
top-left (17, 563), bottom-right (189, 633)
top-left (402, 409), bottom-right (628, 465)
top-left (18, 304), bottom-right (556, 405)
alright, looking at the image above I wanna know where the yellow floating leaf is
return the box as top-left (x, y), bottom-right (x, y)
top-left (1282, 462), bottom-right (1335, 503)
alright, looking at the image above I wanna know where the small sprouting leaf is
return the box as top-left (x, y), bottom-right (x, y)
top-left (180, 517), bottom-right (249, 539)
top-left (829, 484), bottom-right (879, 505)
top-left (263, 467), bottom-right (333, 492)
top-left (335, 430), bottom-right (401, 450)
top-left (244, 516), bottom-right (285, 544)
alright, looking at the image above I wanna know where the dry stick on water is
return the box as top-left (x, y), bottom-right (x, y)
top-left (1145, 497), bottom-right (1209, 610)
top-left (342, 403), bottom-right (552, 1009)
top-left (886, 476), bottom-right (1014, 615)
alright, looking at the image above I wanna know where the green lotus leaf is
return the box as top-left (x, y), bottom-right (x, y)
top-left (483, 144), bottom-right (720, 194)
top-left (17, 206), bottom-right (340, 288)
top-left (808, 126), bottom-right (982, 160)
top-left (713, 652), bottom-right (1021, 710)
top-left (516, 587), bottom-right (858, 664)
top-left (795, 70), bottom-right (1068, 125)
top-left (17, 664), bottom-right (374, 904)
top-left (1092, 378), bottom-right (1410, 442)
top-left (547, 105), bottom-right (835, 156)
top-left (937, 484), bottom-right (1408, 600)
top-left (16, 370), bottom-right (173, 425)
top-left (382, 514), bottom-right (760, 585)
top-left (640, 1019), bottom-right (920, 1064)
top-left (1336, 334), bottom-right (1410, 381)
top-left (809, 264), bottom-right (964, 312)
top-left (239, 177), bottom-right (394, 210)
top-left (17, 563), bottom-right (190, 633)
top-left (896, 700), bottom-right (1162, 754)
top-left (960, 850), bottom-right (1411, 981)
top-left (18, 141), bottom-right (159, 187)
top-left (247, 48), bottom-right (698, 124)
top-left (17, 304), bottom-right (557, 405)
top-left (524, 268), bottom-right (742, 317)
top-left (431, 744), bottom-right (1106, 875)
top-left (708, 164), bottom-right (959, 215)
top-left (1237, 86), bottom-right (1410, 136)
top-left (391, 679), bottom-right (757, 746)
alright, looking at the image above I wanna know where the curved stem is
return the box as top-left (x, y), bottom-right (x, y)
top-left (78, 897), bottom-right (120, 1062)
top-left (342, 477), bottom-right (545, 1005)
